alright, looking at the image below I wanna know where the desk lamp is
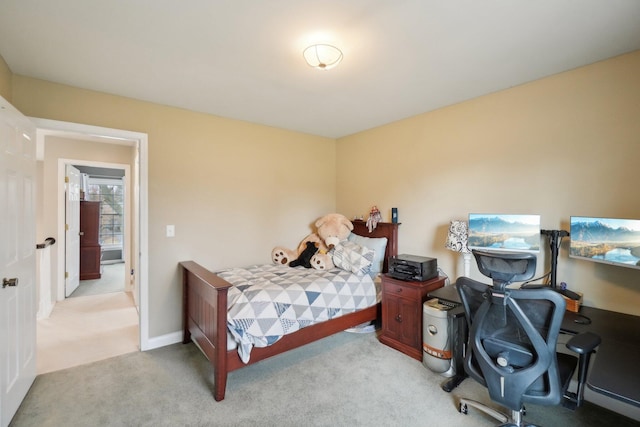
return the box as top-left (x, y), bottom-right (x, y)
top-left (445, 220), bottom-right (471, 277)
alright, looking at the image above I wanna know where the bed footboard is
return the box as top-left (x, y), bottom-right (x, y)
top-left (180, 261), bottom-right (231, 401)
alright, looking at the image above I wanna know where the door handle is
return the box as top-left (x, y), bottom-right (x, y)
top-left (2, 277), bottom-right (18, 288)
top-left (79, 231), bottom-right (84, 236)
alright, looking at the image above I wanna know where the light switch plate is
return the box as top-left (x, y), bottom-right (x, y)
top-left (166, 225), bottom-right (175, 237)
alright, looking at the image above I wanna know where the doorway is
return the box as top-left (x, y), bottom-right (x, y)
top-left (33, 118), bottom-right (150, 356)
top-left (70, 168), bottom-right (127, 298)
top-left (68, 163), bottom-right (129, 299)
top-left (37, 137), bottom-right (139, 373)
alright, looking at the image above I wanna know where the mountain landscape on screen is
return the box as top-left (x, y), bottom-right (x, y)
top-left (468, 214), bottom-right (540, 252)
top-left (570, 217), bottom-right (640, 268)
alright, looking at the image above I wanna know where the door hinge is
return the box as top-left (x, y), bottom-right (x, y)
top-left (65, 176), bottom-right (69, 183)
top-left (65, 223), bottom-right (69, 231)
top-left (65, 271), bottom-right (69, 279)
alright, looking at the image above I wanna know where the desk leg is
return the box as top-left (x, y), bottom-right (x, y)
top-left (442, 374), bottom-right (466, 392)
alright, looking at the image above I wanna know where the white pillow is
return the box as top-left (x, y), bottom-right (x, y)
top-left (332, 241), bottom-right (375, 275)
top-left (348, 234), bottom-right (388, 275)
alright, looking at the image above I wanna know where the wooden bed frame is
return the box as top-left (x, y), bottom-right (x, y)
top-left (180, 219), bottom-right (399, 401)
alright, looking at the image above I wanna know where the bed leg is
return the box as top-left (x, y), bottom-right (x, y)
top-left (182, 265), bottom-right (191, 344)
top-left (213, 313), bottom-right (229, 401)
top-left (214, 372), bottom-right (227, 402)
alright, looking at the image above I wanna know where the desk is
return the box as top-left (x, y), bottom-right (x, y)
top-left (427, 286), bottom-right (640, 408)
top-left (562, 307), bottom-right (640, 408)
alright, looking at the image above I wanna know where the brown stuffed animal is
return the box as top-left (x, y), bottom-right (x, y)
top-left (271, 213), bottom-right (353, 270)
top-left (309, 213), bottom-right (353, 270)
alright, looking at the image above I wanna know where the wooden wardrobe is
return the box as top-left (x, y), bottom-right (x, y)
top-left (80, 201), bottom-right (101, 280)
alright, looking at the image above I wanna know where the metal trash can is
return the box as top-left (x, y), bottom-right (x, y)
top-left (422, 298), bottom-right (455, 377)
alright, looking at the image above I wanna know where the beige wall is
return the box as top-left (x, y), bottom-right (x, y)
top-left (38, 136), bottom-right (135, 301)
top-left (0, 54), bottom-right (12, 102)
top-left (12, 76), bottom-right (336, 337)
top-left (337, 50), bottom-right (640, 315)
top-left (6, 49), bottom-right (640, 339)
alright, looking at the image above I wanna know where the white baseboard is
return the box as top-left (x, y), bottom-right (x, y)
top-left (142, 331), bottom-right (183, 351)
top-left (37, 301), bottom-right (55, 320)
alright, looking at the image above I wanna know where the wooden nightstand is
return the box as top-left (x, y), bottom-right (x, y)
top-left (379, 274), bottom-right (445, 360)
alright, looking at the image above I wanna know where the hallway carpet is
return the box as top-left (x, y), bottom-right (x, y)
top-left (69, 263), bottom-right (126, 298)
top-left (36, 291), bottom-right (139, 374)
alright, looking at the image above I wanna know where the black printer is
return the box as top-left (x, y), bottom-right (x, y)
top-left (388, 254), bottom-right (438, 282)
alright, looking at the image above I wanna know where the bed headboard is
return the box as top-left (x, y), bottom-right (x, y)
top-left (351, 220), bottom-right (399, 273)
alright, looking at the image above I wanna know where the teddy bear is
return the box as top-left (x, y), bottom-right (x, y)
top-left (271, 213), bottom-right (354, 270)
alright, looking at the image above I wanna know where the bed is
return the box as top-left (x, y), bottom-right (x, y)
top-left (180, 219), bottom-right (399, 401)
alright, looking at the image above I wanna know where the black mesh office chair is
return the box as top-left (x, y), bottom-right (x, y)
top-left (456, 249), bottom-right (601, 427)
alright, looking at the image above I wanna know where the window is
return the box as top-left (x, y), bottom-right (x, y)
top-left (86, 177), bottom-right (124, 250)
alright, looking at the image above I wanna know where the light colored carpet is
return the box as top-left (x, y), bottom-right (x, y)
top-left (36, 291), bottom-right (139, 374)
top-left (14, 331), bottom-right (640, 427)
top-left (70, 262), bottom-right (126, 298)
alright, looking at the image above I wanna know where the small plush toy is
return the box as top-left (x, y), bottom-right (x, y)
top-left (271, 213), bottom-right (354, 270)
top-left (366, 205), bottom-right (382, 232)
top-left (289, 241), bottom-right (319, 268)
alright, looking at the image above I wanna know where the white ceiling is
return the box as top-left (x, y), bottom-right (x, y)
top-left (1, 0), bottom-right (640, 138)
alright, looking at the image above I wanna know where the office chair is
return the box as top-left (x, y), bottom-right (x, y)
top-left (455, 249), bottom-right (601, 427)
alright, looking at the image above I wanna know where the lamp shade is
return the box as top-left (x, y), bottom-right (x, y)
top-left (303, 44), bottom-right (343, 70)
top-left (445, 220), bottom-right (470, 254)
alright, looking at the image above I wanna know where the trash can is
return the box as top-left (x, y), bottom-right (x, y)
top-left (422, 298), bottom-right (455, 377)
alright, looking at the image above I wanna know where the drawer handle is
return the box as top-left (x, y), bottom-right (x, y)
top-left (395, 314), bottom-right (403, 323)
top-left (396, 287), bottom-right (403, 293)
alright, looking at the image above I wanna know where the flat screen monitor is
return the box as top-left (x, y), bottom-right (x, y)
top-left (468, 214), bottom-right (541, 252)
top-left (569, 216), bottom-right (640, 270)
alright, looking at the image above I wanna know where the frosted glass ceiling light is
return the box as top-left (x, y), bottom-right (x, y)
top-left (303, 44), bottom-right (343, 70)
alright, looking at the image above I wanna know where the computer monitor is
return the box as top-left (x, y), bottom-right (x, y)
top-left (569, 216), bottom-right (640, 270)
top-left (468, 214), bottom-right (541, 252)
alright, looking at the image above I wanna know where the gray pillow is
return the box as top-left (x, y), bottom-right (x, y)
top-left (347, 234), bottom-right (388, 275)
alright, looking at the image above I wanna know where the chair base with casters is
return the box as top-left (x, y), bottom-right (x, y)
top-left (457, 331), bottom-right (600, 426)
top-left (459, 398), bottom-right (511, 425)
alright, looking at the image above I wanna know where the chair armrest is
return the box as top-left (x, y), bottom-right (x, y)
top-left (566, 331), bottom-right (601, 355)
top-left (563, 331), bottom-right (601, 409)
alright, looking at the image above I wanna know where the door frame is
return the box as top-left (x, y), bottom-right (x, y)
top-left (32, 118), bottom-right (150, 351)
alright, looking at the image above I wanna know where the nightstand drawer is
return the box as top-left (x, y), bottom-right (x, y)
top-left (384, 282), bottom-right (420, 299)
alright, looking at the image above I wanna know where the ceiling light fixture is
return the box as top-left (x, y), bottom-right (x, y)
top-left (303, 44), bottom-right (343, 70)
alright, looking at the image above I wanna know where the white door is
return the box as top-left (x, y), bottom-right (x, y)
top-left (0, 98), bottom-right (37, 426)
top-left (65, 165), bottom-right (81, 297)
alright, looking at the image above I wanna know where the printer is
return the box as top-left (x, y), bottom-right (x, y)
top-left (388, 254), bottom-right (438, 282)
